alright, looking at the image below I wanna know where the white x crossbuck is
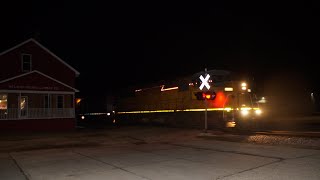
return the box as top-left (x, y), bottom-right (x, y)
top-left (199, 74), bottom-right (210, 90)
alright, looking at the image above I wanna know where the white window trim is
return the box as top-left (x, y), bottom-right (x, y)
top-left (21, 53), bottom-right (32, 72)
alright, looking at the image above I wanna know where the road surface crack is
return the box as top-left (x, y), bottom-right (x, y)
top-left (216, 159), bottom-right (283, 179)
top-left (9, 153), bottom-right (30, 180)
top-left (73, 150), bottom-right (151, 180)
top-left (169, 143), bottom-right (285, 160)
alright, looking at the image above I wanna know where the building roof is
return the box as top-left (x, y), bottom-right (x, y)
top-left (0, 70), bottom-right (79, 92)
top-left (0, 38), bottom-right (80, 76)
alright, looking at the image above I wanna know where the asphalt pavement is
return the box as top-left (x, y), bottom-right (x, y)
top-left (0, 126), bottom-right (320, 180)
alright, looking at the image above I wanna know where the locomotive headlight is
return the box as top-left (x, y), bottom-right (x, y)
top-left (241, 82), bottom-right (247, 91)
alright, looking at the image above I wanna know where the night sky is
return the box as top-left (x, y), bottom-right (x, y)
top-left (1, 1), bottom-right (320, 97)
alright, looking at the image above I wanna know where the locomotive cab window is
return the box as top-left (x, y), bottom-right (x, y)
top-left (238, 93), bottom-right (253, 107)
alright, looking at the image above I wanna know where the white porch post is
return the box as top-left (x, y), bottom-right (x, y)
top-left (72, 93), bottom-right (75, 118)
top-left (47, 93), bottom-right (50, 117)
top-left (18, 92), bottom-right (21, 119)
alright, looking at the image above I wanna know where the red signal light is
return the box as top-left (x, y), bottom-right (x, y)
top-left (194, 91), bottom-right (216, 100)
top-left (205, 94), bottom-right (211, 99)
top-left (204, 91), bottom-right (216, 100)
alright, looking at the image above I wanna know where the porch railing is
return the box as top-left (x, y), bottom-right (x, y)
top-left (0, 108), bottom-right (75, 120)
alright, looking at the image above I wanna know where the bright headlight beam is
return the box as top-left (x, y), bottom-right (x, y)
top-left (241, 109), bottom-right (249, 116)
top-left (255, 109), bottom-right (262, 115)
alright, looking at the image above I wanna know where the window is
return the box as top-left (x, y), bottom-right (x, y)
top-left (44, 95), bottom-right (51, 108)
top-left (20, 96), bottom-right (28, 117)
top-left (57, 95), bottom-right (64, 108)
top-left (0, 94), bottom-right (7, 110)
top-left (22, 54), bottom-right (32, 72)
top-left (238, 93), bottom-right (253, 107)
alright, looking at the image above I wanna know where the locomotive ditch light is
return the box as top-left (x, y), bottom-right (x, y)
top-left (255, 109), bottom-right (262, 115)
top-left (240, 109), bottom-right (249, 116)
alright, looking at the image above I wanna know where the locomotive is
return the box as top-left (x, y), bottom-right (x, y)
top-left (115, 69), bottom-right (264, 130)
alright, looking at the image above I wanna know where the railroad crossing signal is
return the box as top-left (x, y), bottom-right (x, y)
top-left (194, 92), bottom-right (204, 100)
top-left (194, 91), bottom-right (216, 100)
top-left (200, 68), bottom-right (211, 133)
top-left (199, 74), bottom-right (210, 91)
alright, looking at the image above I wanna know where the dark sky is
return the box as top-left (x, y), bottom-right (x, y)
top-left (1, 1), bottom-right (320, 96)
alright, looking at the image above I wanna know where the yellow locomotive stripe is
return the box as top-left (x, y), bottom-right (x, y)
top-left (117, 107), bottom-right (262, 114)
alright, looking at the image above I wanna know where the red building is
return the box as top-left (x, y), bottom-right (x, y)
top-left (0, 38), bottom-right (80, 131)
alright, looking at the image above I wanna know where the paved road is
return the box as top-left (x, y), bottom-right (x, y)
top-left (1, 126), bottom-right (320, 180)
top-left (257, 114), bottom-right (320, 132)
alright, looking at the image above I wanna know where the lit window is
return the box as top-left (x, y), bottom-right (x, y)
top-left (22, 54), bottom-right (32, 72)
top-left (20, 98), bottom-right (26, 110)
top-left (20, 96), bottom-right (28, 117)
top-left (0, 94), bottom-right (7, 110)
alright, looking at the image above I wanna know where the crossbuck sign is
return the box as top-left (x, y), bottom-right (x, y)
top-left (199, 74), bottom-right (210, 91)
